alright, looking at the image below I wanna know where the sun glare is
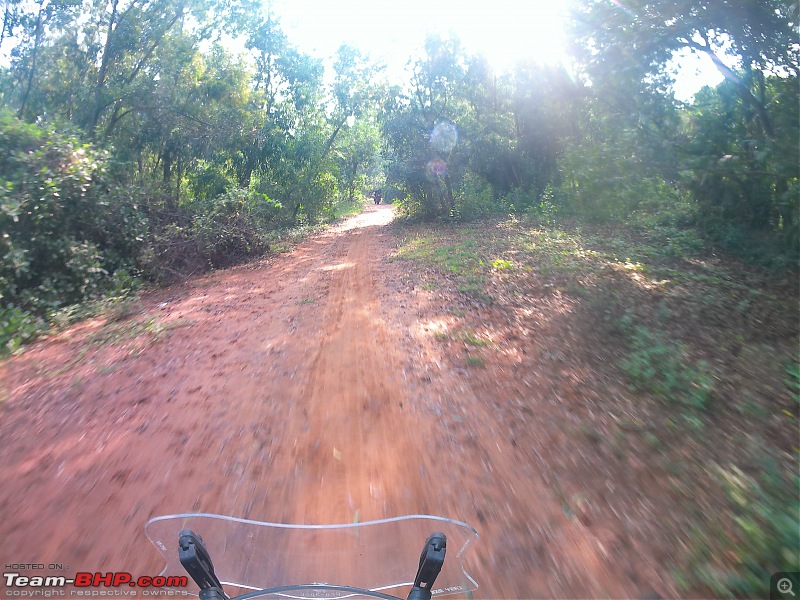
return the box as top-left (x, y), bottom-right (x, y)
top-left (445, 0), bottom-right (572, 69)
top-left (272, 0), bottom-right (573, 78)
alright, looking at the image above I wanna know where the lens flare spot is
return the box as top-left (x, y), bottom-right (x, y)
top-left (430, 122), bottom-right (458, 153)
top-left (427, 159), bottom-right (447, 177)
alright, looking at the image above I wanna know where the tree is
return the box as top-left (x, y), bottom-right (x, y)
top-left (683, 75), bottom-right (799, 242)
top-left (332, 108), bottom-right (382, 203)
top-left (4, 0), bottom-right (79, 119)
top-left (383, 35), bottom-right (472, 218)
top-left (569, 0), bottom-right (799, 248)
top-left (571, 0), bottom-right (799, 133)
top-left (82, 0), bottom-right (200, 136)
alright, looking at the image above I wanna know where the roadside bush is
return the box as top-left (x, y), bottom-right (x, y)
top-left (697, 219), bottom-right (800, 271)
top-left (502, 186), bottom-right (538, 214)
top-left (143, 187), bottom-right (280, 281)
top-left (455, 172), bottom-right (496, 220)
top-left (191, 188), bottom-right (276, 265)
top-left (0, 111), bottom-right (147, 313)
top-left (625, 185), bottom-right (705, 257)
top-left (0, 305), bottom-right (46, 356)
top-left (687, 465), bottom-right (800, 597)
top-left (524, 185), bottom-right (561, 225)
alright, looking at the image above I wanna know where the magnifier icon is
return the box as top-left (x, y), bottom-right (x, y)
top-left (779, 578), bottom-right (796, 597)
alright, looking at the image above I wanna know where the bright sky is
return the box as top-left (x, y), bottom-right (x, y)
top-left (270, 0), bottom-right (723, 102)
top-left (669, 50), bottom-right (725, 101)
top-left (272, 0), bottom-right (571, 74)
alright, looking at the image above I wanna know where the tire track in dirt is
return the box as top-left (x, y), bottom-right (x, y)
top-left (0, 205), bottom-right (664, 598)
top-left (272, 213), bottom-right (429, 529)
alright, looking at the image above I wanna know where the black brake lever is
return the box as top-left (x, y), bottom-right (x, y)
top-left (178, 529), bottom-right (229, 600)
top-left (407, 532), bottom-right (446, 600)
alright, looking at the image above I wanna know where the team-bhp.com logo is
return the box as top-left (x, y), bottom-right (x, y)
top-left (3, 567), bottom-right (188, 597)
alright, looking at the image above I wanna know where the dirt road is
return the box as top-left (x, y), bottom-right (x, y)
top-left (0, 205), bottom-right (671, 598)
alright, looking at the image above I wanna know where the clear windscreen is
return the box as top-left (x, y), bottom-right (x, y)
top-left (144, 513), bottom-right (478, 599)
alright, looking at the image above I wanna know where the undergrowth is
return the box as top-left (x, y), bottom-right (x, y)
top-left (0, 306), bottom-right (46, 356)
top-left (0, 217), bottom-right (336, 357)
top-left (620, 324), bottom-right (715, 417)
top-left (680, 461), bottom-right (799, 597)
top-left (392, 213), bottom-right (799, 597)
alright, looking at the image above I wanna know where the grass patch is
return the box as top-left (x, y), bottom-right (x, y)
top-left (680, 459), bottom-right (799, 597)
top-left (460, 330), bottom-right (490, 347)
top-left (492, 258), bottom-right (514, 270)
top-left (396, 231), bottom-right (484, 276)
top-left (620, 325), bottom-right (715, 415)
top-left (465, 353), bottom-right (485, 367)
top-left (394, 229), bottom-right (492, 300)
top-left (88, 316), bottom-right (193, 347)
top-left (392, 214), bottom-right (798, 596)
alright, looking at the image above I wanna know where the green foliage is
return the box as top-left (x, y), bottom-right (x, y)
top-left (0, 0), bottom-right (795, 369)
top-left (0, 305), bottom-right (46, 356)
top-left (785, 355), bottom-right (800, 404)
top-left (0, 110), bottom-right (146, 312)
top-left (625, 184), bottom-right (706, 257)
top-left (0, 2), bottom-right (378, 334)
top-left (190, 163), bottom-right (236, 200)
top-left (561, 129), bottom-right (682, 222)
top-left (567, 0), bottom-right (799, 266)
top-left (686, 465), bottom-right (799, 597)
top-left (143, 187), bottom-right (279, 281)
top-left (621, 325), bottom-right (714, 413)
top-left (382, 41), bottom-right (577, 221)
top-left (501, 187), bottom-right (537, 214)
top-left (191, 189), bottom-right (274, 261)
top-left (394, 230), bottom-right (491, 300)
top-left (523, 185), bottom-right (561, 225)
top-left (454, 172), bottom-right (497, 220)
top-left (382, 37), bottom-right (480, 220)
top-left (684, 77), bottom-right (800, 259)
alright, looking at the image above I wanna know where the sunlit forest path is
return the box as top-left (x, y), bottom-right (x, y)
top-left (0, 203), bottom-right (680, 598)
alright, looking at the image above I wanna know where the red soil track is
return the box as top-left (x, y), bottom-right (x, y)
top-left (0, 205), bottom-right (672, 598)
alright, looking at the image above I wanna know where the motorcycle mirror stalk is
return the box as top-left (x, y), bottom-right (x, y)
top-left (177, 529), bottom-right (447, 600)
top-left (407, 532), bottom-right (446, 600)
top-left (178, 530), bottom-right (229, 600)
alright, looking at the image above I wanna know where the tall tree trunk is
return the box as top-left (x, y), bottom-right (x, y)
top-left (322, 117), bottom-right (347, 160)
top-left (175, 154), bottom-right (182, 208)
top-left (162, 144), bottom-right (175, 212)
top-left (17, 0), bottom-right (45, 119)
top-left (89, 0), bottom-right (119, 135)
top-left (1, 1), bottom-right (13, 48)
